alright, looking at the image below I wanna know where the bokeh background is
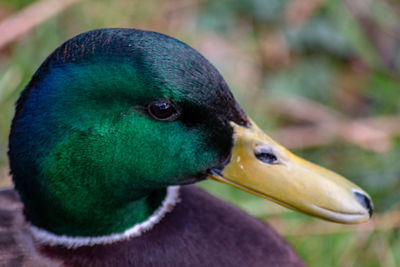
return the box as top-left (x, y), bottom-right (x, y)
top-left (0, 0), bottom-right (399, 266)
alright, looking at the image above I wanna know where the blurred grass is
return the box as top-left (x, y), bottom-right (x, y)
top-left (1, 0), bottom-right (400, 266)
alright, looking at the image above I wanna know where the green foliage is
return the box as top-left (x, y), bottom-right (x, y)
top-left (285, 16), bottom-right (352, 58)
top-left (198, 0), bottom-right (288, 32)
top-left (366, 72), bottom-right (400, 114)
top-left (263, 57), bottom-right (335, 105)
top-left (0, 0), bottom-right (37, 10)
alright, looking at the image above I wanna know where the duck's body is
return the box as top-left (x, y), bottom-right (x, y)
top-left (4, 28), bottom-right (372, 266)
top-left (0, 186), bottom-right (304, 266)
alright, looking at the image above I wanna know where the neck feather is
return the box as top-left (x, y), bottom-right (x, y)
top-left (29, 186), bottom-right (180, 249)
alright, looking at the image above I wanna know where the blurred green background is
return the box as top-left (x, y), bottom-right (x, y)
top-left (0, 0), bottom-right (399, 266)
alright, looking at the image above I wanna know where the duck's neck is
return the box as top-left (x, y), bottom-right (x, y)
top-left (27, 186), bottom-right (180, 248)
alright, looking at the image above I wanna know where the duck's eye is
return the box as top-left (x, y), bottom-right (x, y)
top-left (255, 148), bottom-right (279, 164)
top-left (148, 101), bottom-right (180, 121)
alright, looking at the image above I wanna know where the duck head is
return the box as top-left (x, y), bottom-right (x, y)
top-left (8, 29), bottom-right (372, 238)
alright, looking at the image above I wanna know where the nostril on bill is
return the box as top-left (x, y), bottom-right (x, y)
top-left (254, 148), bottom-right (279, 165)
top-left (353, 191), bottom-right (374, 217)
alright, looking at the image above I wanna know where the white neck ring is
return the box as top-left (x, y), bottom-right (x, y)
top-left (29, 186), bottom-right (180, 249)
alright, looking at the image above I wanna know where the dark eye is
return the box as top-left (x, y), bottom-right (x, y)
top-left (255, 148), bottom-right (279, 164)
top-left (148, 101), bottom-right (180, 121)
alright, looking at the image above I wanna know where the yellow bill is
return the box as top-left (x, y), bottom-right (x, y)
top-left (208, 120), bottom-right (373, 224)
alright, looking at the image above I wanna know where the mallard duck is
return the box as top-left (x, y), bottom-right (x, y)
top-left (2, 28), bottom-right (373, 266)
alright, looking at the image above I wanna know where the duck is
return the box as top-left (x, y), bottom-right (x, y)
top-left (2, 28), bottom-right (373, 267)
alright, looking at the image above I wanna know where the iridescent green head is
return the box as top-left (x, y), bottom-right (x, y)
top-left (9, 28), bottom-right (373, 239)
top-left (9, 29), bottom-right (248, 236)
